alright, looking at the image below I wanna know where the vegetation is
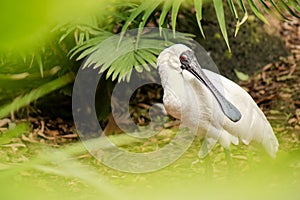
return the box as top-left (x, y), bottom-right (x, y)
top-left (0, 0), bottom-right (299, 199)
top-left (1, 123), bottom-right (299, 199)
top-left (0, 0), bottom-right (299, 117)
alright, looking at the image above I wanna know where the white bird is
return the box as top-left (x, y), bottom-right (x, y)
top-left (157, 44), bottom-right (279, 158)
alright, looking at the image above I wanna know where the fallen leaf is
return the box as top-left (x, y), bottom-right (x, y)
top-left (234, 69), bottom-right (249, 81)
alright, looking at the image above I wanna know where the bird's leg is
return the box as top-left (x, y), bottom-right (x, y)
top-left (199, 138), bottom-right (213, 179)
top-left (204, 154), bottom-right (213, 180)
top-left (224, 148), bottom-right (233, 173)
top-left (198, 137), bottom-right (217, 158)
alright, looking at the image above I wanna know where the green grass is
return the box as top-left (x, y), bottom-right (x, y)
top-left (0, 119), bottom-right (299, 200)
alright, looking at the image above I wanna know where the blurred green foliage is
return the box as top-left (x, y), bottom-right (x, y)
top-left (0, 1), bottom-right (299, 199)
top-left (0, 0), bottom-right (105, 50)
top-left (0, 128), bottom-right (299, 200)
top-left (0, 0), bottom-right (107, 117)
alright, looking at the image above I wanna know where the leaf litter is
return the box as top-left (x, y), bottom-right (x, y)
top-left (240, 16), bottom-right (300, 132)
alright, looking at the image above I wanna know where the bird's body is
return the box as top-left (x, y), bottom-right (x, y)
top-left (157, 44), bottom-right (279, 158)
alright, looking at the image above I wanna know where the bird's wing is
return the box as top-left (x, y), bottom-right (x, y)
top-left (202, 69), bottom-right (279, 157)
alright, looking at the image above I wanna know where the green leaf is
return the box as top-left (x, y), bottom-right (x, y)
top-left (58, 26), bottom-right (75, 43)
top-left (227, 0), bottom-right (239, 19)
top-left (234, 69), bottom-right (249, 81)
top-left (294, 0), bottom-right (300, 11)
top-left (236, 0), bottom-right (247, 13)
top-left (258, 0), bottom-right (272, 13)
top-left (235, 12), bottom-right (248, 37)
top-left (136, 50), bottom-right (154, 71)
top-left (235, 0), bottom-right (248, 37)
top-left (71, 36), bottom-right (110, 59)
top-left (106, 62), bottom-right (118, 80)
top-left (136, 0), bottom-right (162, 49)
top-left (290, 0), bottom-right (300, 13)
top-left (159, 0), bottom-right (173, 35)
top-left (278, 0), bottom-right (300, 18)
top-left (227, 0), bottom-right (241, 36)
top-left (74, 29), bottom-right (193, 82)
top-left (35, 53), bottom-right (44, 78)
top-left (0, 122), bottom-right (30, 145)
top-left (0, 73), bottom-right (74, 119)
top-left (135, 51), bottom-right (149, 72)
top-left (247, 0), bottom-right (269, 24)
top-left (140, 0), bottom-right (162, 28)
top-left (140, 49), bottom-right (158, 66)
top-left (78, 32), bottom-right (85, 45)
top-left (213, 0), bottom-right (231, 51)
top-left (194, 0), bottom-right (205, 38)
top-left (118, 1), bottom-right (155, 47)
top-left (171, 0), bottom-right (184, 37)
top-left (269, 0), bottom-right (290, 20)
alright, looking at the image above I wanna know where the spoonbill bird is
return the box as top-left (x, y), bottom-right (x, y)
top-left (157, 44), bottom-right (279, 158)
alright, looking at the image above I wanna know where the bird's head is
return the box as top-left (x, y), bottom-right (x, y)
top-left (157, 44), bottom-right (242, 122)
top-left (157, 44), bottom-right (192, 73)
top-left (156, 44), bottom-right (202, 76)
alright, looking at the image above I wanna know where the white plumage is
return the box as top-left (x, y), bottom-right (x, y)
top-left (157, 44), bottom-right (279, 158)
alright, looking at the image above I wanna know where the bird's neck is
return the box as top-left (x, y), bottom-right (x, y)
top-left (159, 67), bottom-right (185, 96)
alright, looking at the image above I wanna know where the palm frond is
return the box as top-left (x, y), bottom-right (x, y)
top-left (159, 0), bottom-right (173, 34)
top-left (135, 0), bottom-right (163, 49)
top-left (278, 0), bottom-right (300, 17)
top-left (171, 0), bottom-right (185, 37)
top-left (54, 16), bottom-right (104, 45)
top-left (0, 73), bottom-right (74, 119)
top-left (228, 0), bottom-right (239, 20)
top-left (248, 0), bottom-right (269, 24)
top-left (67, 0), bottom-right (299, 83)
top-left (119, 0), bottom-right (299, 51)
top-left (213, 0), bottom-right (231, 51)
top-left (76, 29), bottom-right (193, 82)
top-left (227, 0), bottom-right (243, 37)
top-left (35, 53), bottom-right (44, 78)
top-left (235, 0), bottom-right (249, 36)
top-left (118, 0), bottom-right (164, 47)
top-left (194, 0), bottom-right (205, 38)
top-left (69, 31), bottom-right (114, 59)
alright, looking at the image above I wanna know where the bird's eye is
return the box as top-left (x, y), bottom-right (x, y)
top-left (179, 54), bottom-right (187, 62)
